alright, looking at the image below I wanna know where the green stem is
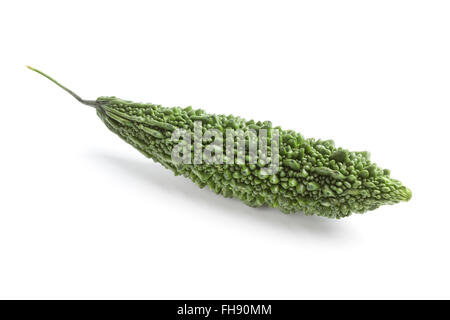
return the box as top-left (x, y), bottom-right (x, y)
top-left (27, 66), bottom-right (99, 108)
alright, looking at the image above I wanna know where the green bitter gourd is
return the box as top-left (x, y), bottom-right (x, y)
top-left (28, 66), bottom-right (412, 219)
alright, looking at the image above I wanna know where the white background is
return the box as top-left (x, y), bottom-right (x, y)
top-left (1, 0), bottom-right (449, 299)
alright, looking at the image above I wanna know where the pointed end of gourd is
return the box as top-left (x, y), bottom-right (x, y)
top-left (402, 187), bottom-right (412, 202)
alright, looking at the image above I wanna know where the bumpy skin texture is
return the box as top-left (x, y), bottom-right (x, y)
top-left (95, 96), bottom-right (411, 219)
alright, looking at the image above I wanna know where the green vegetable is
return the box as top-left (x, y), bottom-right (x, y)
top-left (28, 66), bottom-right (412, 219)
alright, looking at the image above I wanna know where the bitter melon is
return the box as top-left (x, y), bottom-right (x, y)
top-left (28, 66), bottom-right (411, 219)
